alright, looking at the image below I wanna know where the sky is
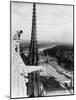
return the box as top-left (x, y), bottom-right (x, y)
top-left (11, 2), bottom-right (73, 44)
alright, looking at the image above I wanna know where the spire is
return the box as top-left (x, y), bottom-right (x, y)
top-left (29, 3), bottom-right (38, 65)
top-left (27, 3), bottom-right (41, 97)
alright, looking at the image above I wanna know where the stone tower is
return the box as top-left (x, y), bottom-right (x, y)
top-left (29, 3), bottom-right (38, 65)
top-left (27, 3), bottom-right (41, 97)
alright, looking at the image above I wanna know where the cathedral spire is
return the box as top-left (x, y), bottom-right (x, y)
top-left (27, 3), bottom-right (41, 97)
top-left (29, 3), bottom-right (38, 65)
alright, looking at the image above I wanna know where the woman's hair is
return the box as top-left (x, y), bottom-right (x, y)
top-left (20, 30), bottom-right (23, 34)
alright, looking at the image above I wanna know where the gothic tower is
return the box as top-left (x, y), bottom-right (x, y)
top-left (29, 3), bottom-right (38, 65)
top-left (27, 3), bottom-right (41, 97)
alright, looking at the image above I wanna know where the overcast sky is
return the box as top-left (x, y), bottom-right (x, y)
top-left (11, 2), bottom-right (73, 44)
